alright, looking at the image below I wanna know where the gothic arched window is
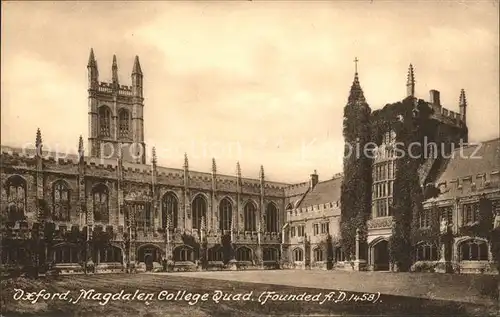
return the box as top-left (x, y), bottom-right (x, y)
top-left (459, 239), bottom-right (488, 261)
top-left (118, 108), bottom-right (130, 138)
top-left (219, 198), bottom-right (232, 231)
top-left (208, 246), bottom-right (223, 262)
top-left (92, 184), bottom-right (109, 223)
top-left (192, 195), bottom-right (207, 230)
top-left (265, 202), bottom-right (279, 233)
top-left (162, 193), bottom-right (178, 230)
top-left (98, 106), bottom-right (111, 137)
top-left (236, 247), bottom-right (252, 261)
top-left (415, 242), bottom-right (438, 261)
top-left (54, 244), bottom-right (80, 264)
top-left (293, 248), bottom-right (303, 262)
top-left (99, 246), bottom-right (123, 263)
top-left (53, 180), bottom-right (70, 221)
top-left (174, 246), bottom-right (193, 262)
top-left (243, 201), bottom-right (257, 231)
top-left (263, 248), bottom-right (278, 261)
top-left (314, 248), bottom-right (324, 262)
top-left (6, 175), bottom-right (26, 222)
top-left (335, 247), bottom-right (345, 262)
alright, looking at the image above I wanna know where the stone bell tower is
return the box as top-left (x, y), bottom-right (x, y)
top-left (87, 48), bottom-right (146, 164)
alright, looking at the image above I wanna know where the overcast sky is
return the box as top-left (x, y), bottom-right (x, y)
top-left (1, 1), bottom-right (499, 183)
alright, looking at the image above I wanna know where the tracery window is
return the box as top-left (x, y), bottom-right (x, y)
top-left (192, 195), bottom-right (207, 230)
top-left (244, 202), bottom-right (257, 231)
top-left (219, 198), bottom-right (232, 231)
top-left (459, 240), bottom-right (488, 261)
top-left (92, 184), bottom-right (109, 223)
top-left (98, 106), bottom-right (111, 137)
top-left (53, 180), bottom-right (70, 221)
top-left (118, 109), bottom-right (130, 138)
top-left (6, 175), bottom-right (26, 222)
top-left (265, 203), bottom-right (278, 233)
top-left (162, 193), bottom-right (178, 229)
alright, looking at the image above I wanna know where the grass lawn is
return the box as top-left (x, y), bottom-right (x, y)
top-left (1, 273), bottom-right (498, 317)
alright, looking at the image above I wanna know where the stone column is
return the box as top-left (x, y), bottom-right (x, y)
top-left (355, 229), bottom-right (360, 261)
top-left (353, 228), bottom-right (366, 271)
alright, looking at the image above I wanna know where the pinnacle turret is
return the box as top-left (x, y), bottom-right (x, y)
top-left (87, 48), bottom-right (97, 68)
top-left (35, 128), bottom-right (42, 156)
top-left (184, 153), bottom-right (189, 170)
top-left (151, 147), bottom-right (157, 165)
top-left (406, 64), bottom-right (415, 97)
top-left (347, 57), bottom-right (366, 105)
top-left (236, 161), bottom-right (241, 178)
top-left (459, 89), bottom-right (467, 124)
top-left (132, 56), bottom-right (142, 75)
top-left (112, 54), bottom-right (119, 86)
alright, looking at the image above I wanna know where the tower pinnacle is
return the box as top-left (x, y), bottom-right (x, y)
top-left (406, 64), bottom-right (415, 97)
top-left (88, 48), bottom-right (96, 68)
top-left (112, 54), bottom-right (119, 86)
top-left (459, 89), bottom-right (467, 124)
top-left (132, 56), bottom-right (142, 75)
top-left (347, 57), bottom-right (366, 104)
top-left (35, 128), bottom-right (42, 156)
top-left (184, 153), bottom-right (189, 170)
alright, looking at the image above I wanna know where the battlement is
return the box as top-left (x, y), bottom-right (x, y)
top-left (97, 81), bottom-right (134, 96)
top-left (429, 103), bottom-right (464, 126)
top-left (288, 200), bottom-right (341, 221)
top-left (0, 145), bottom-right (299, 196)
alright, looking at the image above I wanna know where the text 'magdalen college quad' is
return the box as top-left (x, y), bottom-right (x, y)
top-left (1, 49), bottom-right (499, 275)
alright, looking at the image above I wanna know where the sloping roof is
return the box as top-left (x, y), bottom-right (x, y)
top-left (298, 176), bottom-right (343, 208)
top-left (426, 138), bottom-right (500, 201)
top-left (435, 138), bottom-right (499, 182)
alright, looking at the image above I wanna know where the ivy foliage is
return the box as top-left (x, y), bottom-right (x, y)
top-left (221, 233), bottom-right (234, 263)
top-left (370, 97), bottom-right (435, 271)
top-left (340, 93), bottom-right (372, 260)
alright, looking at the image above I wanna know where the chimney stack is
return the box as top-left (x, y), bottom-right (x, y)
top-left (310, 170), bottom-right (319, 189)
top-left (429, 90), bottom-right (441, 106)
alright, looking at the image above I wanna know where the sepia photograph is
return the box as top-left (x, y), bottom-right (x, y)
top-left (1, 1), bottom-right (499, 316)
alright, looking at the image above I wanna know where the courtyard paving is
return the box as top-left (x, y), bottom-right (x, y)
top-left (155, 270), bottom-right (499, 307)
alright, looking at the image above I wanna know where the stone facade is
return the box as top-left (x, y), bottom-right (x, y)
top-left (1, 51), bottom-right (498, 275)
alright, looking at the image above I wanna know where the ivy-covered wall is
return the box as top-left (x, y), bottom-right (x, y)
top-left (340, 92), bottom-right (372, 260)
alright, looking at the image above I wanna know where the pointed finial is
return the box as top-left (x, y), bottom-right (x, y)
top-left (236, 161), bottom-right (241, 178)
top-left (112, 55), bottom-right (119, 85)
top-left (35, 128), bottom-right (42, 147)
top-left (459, 89), bottom-right (467, 106)
top-left (184, 153), bottom-right (189, 169)
top-left (354, 57), bottom-right (359, 74)
top-left (35, 128), bottom-right (42, 156)
top-left (87, 48), bottom-right (96, 67)
top-left (259, 165), bottom-right (264, 179)
top-left (78, 135), bottom-right (84, 156)
top-left (132, 55), bottom-right (143, 75)
top-left (151, 147), bottom-right (157, 165)
top-left (212, 158), bottom-right (217, 174)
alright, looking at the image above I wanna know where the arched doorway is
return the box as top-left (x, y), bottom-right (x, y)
top-left (137, 244), bottom-right (162, 271)
top-left (144, 254), bottom-right (153, 271)
top-left (373, 240), bottom-right (389, 271)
